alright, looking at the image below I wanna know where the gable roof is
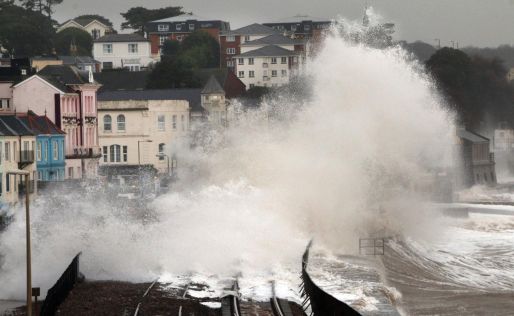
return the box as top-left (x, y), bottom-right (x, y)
top-left (222, 23), bottom-right (278, 36)
top-left (151, 13), bottom-right (210, 23)
top-left (38, 65), bottom-right (96, 91)
top-left (267, 15), bottom-right (331, 23)
top-left (201, 75), bottom-right (224, 94)
top-left (16, 111), bottom-right (65, 135)
top-left (94, 34), bottom-right (149, 43)
top-left (13, 75), bottom-right (67, 94)
top-left (241, 33), bottom-right (304, 46)
top-left (457, 128), bottom-right (489, 143)
top-left (236, 45), bottom-right (299, 58)
top-left (60, 18), bottom-right (110, 29)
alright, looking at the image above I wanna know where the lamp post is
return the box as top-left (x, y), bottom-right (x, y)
top-left (7, 170), bottom-right (31, 316)
top-left (137, 140), bottom-right (153, 167)
top-left (155, 154), bottom-right (170, 176)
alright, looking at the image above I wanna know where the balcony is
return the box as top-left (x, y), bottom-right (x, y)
top-left (18, 150), bottom-right (34, 169)
top-left (66, 147), bottom-right (102, 159)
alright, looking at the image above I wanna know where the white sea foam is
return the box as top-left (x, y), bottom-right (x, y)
top-left (0, 11), bottom-right (455, 302)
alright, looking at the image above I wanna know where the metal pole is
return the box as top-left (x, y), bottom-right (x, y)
top-left (25, 174), bottom-right (32, 316)
top-left (137, 141), bottom-right (141, 166)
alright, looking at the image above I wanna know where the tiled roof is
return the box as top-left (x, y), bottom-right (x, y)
top-left (16, 111), bottom-right (65, 135)
top-left (95, 71), bottom-right (150, 92)
top-left (58, 56), bottom-right (100, 65)
top-left (241, 34), bottom-right (304, 46)
top-left (37, 65), bottom-right (95, 92)
top-left (0, 115), bottom-right (35, 136)
top-left (222, 23), bottom-right (278, 36)
top-left (151, 13), bottom-right (210, 23)
top-left (236, 45), bottom-right (299, 57)
top-left (61, 18), bottom-right (109, 28)
top-left (267, 15), bottom-right (331, 23)
top-left (94, 34), bottom-right (149, 43)
top-left (201, 75), bottom-right (224, 94)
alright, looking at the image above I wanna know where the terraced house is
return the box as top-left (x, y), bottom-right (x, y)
top-left (0, 115), bottom-right (37, 207)
top-left (17, 111), bottom-right (66, 182)
top-left (13, 65), bottom-right (101, 179)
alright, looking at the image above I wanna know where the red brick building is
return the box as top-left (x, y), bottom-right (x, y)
top-left (146, 13), bottom-right (230, 57)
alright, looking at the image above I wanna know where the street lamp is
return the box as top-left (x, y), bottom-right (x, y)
top-left (155, 154), bottom-right (170, 176)
top-left (137, 140), bottom-right (153, 167)
top-left (7, 170), bottom-right (32, 316)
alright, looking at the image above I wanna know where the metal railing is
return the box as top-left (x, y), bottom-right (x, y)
top-left (359, 238), bottom-right (385, 256)
top-left (300, 241), bottom-right (361, 316)
top-left (40, 252), bottom-right (82, 316)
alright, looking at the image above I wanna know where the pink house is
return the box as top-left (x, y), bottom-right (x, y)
top-left (13, 65), bottom-right (102, 179)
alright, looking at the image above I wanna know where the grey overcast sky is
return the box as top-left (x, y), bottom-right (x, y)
top-left (53, 0), bottom-right (514, 47)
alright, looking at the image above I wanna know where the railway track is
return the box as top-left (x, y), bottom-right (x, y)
top-left (223, 279), bottom-right (297, 316)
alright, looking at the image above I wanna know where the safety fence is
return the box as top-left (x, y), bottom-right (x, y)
top-left (40, 253), bottom-right (82, 316)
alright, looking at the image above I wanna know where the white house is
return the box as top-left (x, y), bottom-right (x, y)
top-left (97, 90), bottom-right (196, 175)
top-left (93, 34), bottom-right (155, 71)
top-left (234, 45), bottom-right (302, 89)
top-left (57, 18), bottom-right (114, 40)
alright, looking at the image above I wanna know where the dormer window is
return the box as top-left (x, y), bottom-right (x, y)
top-left (158, 24), bottom-right (169, 31)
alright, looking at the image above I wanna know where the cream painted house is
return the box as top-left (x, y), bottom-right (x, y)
top-left (57, 18), bottom-right (114, 40)
top-left (0, 81), bottom-right (13, 113)
top-left (97, 90), bottom-right (194, 175)
top-left (0, 116), bottom-right (38, 206)
top-left (93, 34), bottom-right (155, 71)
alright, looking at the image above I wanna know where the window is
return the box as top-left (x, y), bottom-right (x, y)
top-left (244, 35), bottom-right (250, 42)
top-left (128, 65), bottom-right (140, 72)
top-left (305, 24), bottom-right (311, 31)
top-left (181, 115), bottom-right (185, 131)
top-left (5, 142), bottom-right (9, 162)
top-left (281, 57), bottom-right (287, 64)
top-left (176, 24), bottom-right (182, 31)
top-left (281, 69), bottom-right (287, 77)
top-left (103, 44), bottom-right (112, 54)
top-left (0, 99), bottom-right (9, 109)
top-left (238, 58), bottom-right (244, 65)
top-left (238, 71), bottom-right (244, 78)
top-left (53, 141), bottom-right (58, 160)
top-left (6, 173), bottom-right (9, 192)
top-left (36, 142), bottom-right (42, 161)
top-left (110, 145), bottom-right (121, 162)
top-left (249, 71), bottom-right (255, 78)
top-left (158, 115), bottom-right (165, 131)
top-left (158, 143), bottom-right (165, 160)
top-left (226, 35), bottom-right (236, 42)
top-left (291, 25), bottom-right (297, 31)
top-left (248, 58), bottom-right (254, 65)
top-left (159, 35), bottom-right (168, 45)
top-left (104, 115), bottom-right (112, 131)
top-left (227, 60), bottom-right (234, 67)
top-left (158, 24), bottom-right (169, 31)
top-left (272, 70), bottom-right (277, 77)
top-left (172, 115), bottom-right (177, 129)
top-left (38, 171), bottom-right (42, 181)
top-left (103, 146), bottom-right (108, 162)
top-left (227, 48), bottom-right (236, 54)
top-left (68, 167), bottom-right (73, 178)
top-left (189, 23), bottom-right (195, 30)
top-left (128, 43), bottom-right (138, 53)
top-left (123, 146), bottom-right (128, 162)
top-left (117, 115), bottom-right (126, 131)
top-left (102, 62), bottom-right (113, 70)
top-left (271, 57), bottom-right (277, 64)
top-left (91, 29), bottom-right (101, 39)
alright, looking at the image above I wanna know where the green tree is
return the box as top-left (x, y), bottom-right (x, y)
top-left (0, 4), bottom-right (55, 56)
top-left (180, 31), bottom-right (220, 68)
top-left (427, 47), bottom-right (514, 129)
top-left (161, 40), bottom-right (181, 58)
top-left (146, 55), bottom-right (198, 89)
top-left (18, 0), bottom-right (62, 18)
top-left (74, 14), bottom-right (114, 27)
top-left (120, 6), bottom-right (185, 33)
top-left (54, 28), bottom-right (92, 56)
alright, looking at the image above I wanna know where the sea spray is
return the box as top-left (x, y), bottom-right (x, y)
top-left (0, 11), bottom-right (455, 299)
